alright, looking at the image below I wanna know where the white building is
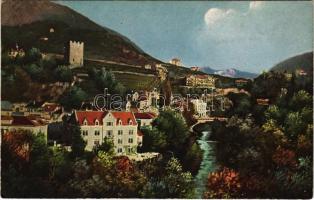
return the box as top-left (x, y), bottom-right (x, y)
top-left (1, 115), bottom-right (48, 139)
top-left (74, 110), bottom-right (142, 154)
top-left (190, 99), bottom-right (207, 118)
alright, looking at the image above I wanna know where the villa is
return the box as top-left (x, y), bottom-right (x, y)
top-left (74, 110), bottom-right (143, 154)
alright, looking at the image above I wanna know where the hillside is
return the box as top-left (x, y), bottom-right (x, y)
top-left (1, 0), bottom-right (160, 66)
top-left (271, 52), bottom-right (313, 73)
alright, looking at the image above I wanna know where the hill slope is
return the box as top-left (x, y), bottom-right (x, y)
top-left (1, 0), bottom-right (159, 66)
top-left (271, 52), bottom-right (313, 73)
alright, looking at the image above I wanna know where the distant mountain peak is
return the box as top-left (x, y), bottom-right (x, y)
top-left (200, 67), bottom-right (258, 79)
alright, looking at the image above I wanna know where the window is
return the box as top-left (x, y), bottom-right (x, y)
top-left (128, 119), bottom-right (133, 125)
top-left (106, 122), bottom-right (113, 126)
top-left (107, 130), bottom-right (113, 137)
top-left (118, 130), bottom-right (123, 135)
top-left (83, 119), bottom-right (88, 126)
top-left (94, 140), bottom-right (99, 146)
top-left (95, 120), bottom-right (99, 125)
top-left (117, 148), bottom-right (123, 153)
top-left (82, 130), bottom-right (88, 136)
top-left (129, 130), bottom-right (134, 135)
top-left (118, 119), bottom-right (122, 125)
top-left (118, 139), bottom-right (123, 144)
top-left (128, 147), bottom-right (132, 153)
top-left (128, 138), bottom-right (133, 144)
top-left (95, 130), bottom-right (100, 136)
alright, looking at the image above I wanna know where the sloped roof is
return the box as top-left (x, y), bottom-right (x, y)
top-left (75, 111), bottom-right (137, 126)
top-left (134, 112), bottom-right (155, 120)
top-left (3, 115), bottom-right (46, 126)
top-left (75, 111), bottom-right (107, 125)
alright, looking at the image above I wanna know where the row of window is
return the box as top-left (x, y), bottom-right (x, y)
top-left (83, 121), bottom-right (133, 126)
top-left (117, 147), bottom-right (134, 153)
top-left (93, 138), bottom-right (133, 146)
top-left (118, 138), bottom-right (133, 144)
top-left (82, 130), bottom-right (134, 136)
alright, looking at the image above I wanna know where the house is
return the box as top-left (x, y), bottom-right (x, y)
top-left (132, 92), bottom-right (139, 102)
top-left (1, 115), bottom-right (48, 139)
top-left (191, 99), bottom-right (207, 118)
top-left (134, 112), bottom-right (156, 129)
top-left (74, 110), bottom-right (142, 154)
top-left (144, 64), bottom-right (152, 70)
top-left (235, 79), bottom-right (249, 87)
top-left (186, 74), bottom-right (216, 88)
top-left (8, 46), bottom-right (25, 58)
top-left (256, 98), bottom-right (269, 106)
top-left (295, 69), bottom-right (307, 76)
top-left (191, 66), bottom-right (200, 71)
top-left (169, 58), bottom-right (182, 66)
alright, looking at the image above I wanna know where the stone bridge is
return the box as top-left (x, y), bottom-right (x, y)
top-left (189, 117), bottom-right (228, 132)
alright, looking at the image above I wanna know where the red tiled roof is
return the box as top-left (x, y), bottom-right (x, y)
top-left (7, 116), bottom-right (46, 126)
top-left (42, 103), bottom-right (60, 112)
top-left (134, 112), bottom-right (155, 120)
top-left (111, 112), bottom-right (137, 125)
top-left (75, 111), bottom-right (137, 126)
top-left (75, 111), bottom-right (107, 125)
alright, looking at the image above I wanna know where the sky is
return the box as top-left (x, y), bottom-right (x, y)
top-left (58, 1), bottom-right (312, 73)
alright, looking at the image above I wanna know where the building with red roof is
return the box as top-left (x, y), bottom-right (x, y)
top-left (74, 110), bottom-right (141, 154)
top-left (134, 112), bottom-right (156, 129)
top-left (1, 115), bottom-right (48, 139)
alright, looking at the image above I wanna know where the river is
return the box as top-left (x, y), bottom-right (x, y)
top-left (194, 131), bottom-right (218, 198)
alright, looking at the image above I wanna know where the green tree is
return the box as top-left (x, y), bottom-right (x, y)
top-left (93, 137), bottom-right (115, 155)
top-left (54, 65), bottom-right (73, 82)
top-left (139, 128), bottom-right (167, 153)
top-left (60, 86), bottom-right (87, 110)
top-left (68, 123), bottom-right (86, 158)
top-left (143, 158), bottom-right (194, 198)
top-left (290, 90), bottom-right (312, 111)
top-left (25, 47), bottom-right (42, 63)
top-left (25, 63), bottom-right (43, 80)
top-left (153, 110), bottom-right (189, 154)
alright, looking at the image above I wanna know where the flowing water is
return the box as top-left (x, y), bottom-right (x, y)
top-left (194, 131), bottom-right (218, 199)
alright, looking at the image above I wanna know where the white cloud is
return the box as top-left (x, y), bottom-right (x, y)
top-left (196, 1), bottom-right (312, 72)
top-left (249, 1), bottom-right (264, 10)
top-left (204, 8), bottom-right (235, 26)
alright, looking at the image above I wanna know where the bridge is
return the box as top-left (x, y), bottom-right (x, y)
top-left (189, 117), bottom-right (228, 132)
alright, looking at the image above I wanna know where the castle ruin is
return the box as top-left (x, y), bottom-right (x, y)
top-left (65, 40), bottom-right (84, 67)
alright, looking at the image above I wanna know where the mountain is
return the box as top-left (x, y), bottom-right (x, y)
top-left (200, 67), bottom-right (258, 79)
top-left (271, 52), bottom-right (313, 73)
top-left (1, 0), bottom-right (160, 66)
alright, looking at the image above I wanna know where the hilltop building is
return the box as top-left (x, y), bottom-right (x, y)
top-left (169, 58), bottom-right (182, 66)
top-left (65, 40), bottom-right (84, 67)
top-left (74, 110), bottom-right (142, 154)
top-left (8, 44), bottom-right (25, 58)
top-left (191, 66), bottom-right (201, 71)
top-left (186, 74), bottom-right (216, 88)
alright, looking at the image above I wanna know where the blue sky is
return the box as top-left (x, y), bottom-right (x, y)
top-left (58, 1), bottom-right (312, 73)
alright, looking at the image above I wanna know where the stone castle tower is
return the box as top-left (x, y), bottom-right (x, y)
top-left (65, 40), bottom-right (84, 66)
